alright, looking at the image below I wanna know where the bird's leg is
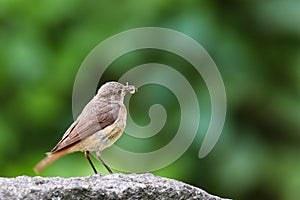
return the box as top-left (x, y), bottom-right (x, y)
top-left (84, 151), bottom-right (98, 174)
top-left (96, 151), bottom-right (113, 174)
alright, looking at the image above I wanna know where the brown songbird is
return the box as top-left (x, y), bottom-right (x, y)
top-left (34, 81), bottom-right (137, 174)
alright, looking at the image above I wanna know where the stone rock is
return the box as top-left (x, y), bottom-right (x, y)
top-left (0, 173), bottom-right (230, 200)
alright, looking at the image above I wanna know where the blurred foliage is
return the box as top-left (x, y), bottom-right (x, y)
top-left (0, 1), bottom-right (300, 200)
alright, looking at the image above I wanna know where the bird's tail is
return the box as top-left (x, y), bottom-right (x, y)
top-left (34, 149), bottom-right (69, 174)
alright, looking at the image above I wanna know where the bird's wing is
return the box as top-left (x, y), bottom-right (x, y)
top-left (51, 103), bottom-right (120, 153)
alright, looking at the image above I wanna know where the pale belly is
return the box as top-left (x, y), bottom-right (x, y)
top-left (80, 122), bottom-right (124, 152)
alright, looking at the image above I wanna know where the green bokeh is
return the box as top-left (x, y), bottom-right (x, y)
top-left (1, 1), bottom-right (300, 200)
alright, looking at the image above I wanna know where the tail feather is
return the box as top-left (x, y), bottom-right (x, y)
top-left (34, 149), bottom-right (69, 174)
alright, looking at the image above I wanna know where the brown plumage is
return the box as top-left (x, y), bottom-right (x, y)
top-left (34, 81), bottom-right (137, 174)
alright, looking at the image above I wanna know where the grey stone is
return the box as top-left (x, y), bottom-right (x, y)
top-left (0, 173), bottom-right (230, 200)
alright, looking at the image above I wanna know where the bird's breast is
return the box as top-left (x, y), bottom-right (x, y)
top-left (81, 105), bottom-right (127, 152)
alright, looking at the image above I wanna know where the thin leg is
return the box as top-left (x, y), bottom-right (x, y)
top-left (84, 151), bottom-right (98, 174)
top-left (96, 151), bottom-right (113, 174)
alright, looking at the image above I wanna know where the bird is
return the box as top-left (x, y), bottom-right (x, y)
top-left (34, 81), bottom-right (137, 174)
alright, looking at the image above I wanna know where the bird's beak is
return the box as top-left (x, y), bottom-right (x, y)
top-left (125, 83), bottom-right (137, 94)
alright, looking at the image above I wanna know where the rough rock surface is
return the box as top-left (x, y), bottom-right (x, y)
top-left (0, 173), bottom-right (230, 200)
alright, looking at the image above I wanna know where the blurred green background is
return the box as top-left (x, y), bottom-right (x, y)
top-left (1, 1), bottom-right (300, 200)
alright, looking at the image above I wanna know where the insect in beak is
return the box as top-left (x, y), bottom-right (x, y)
top-left (125, 82), bottom-right (137, 94)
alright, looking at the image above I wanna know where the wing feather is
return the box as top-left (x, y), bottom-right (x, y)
top-left (51, 102), bottom-right (119, 153)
